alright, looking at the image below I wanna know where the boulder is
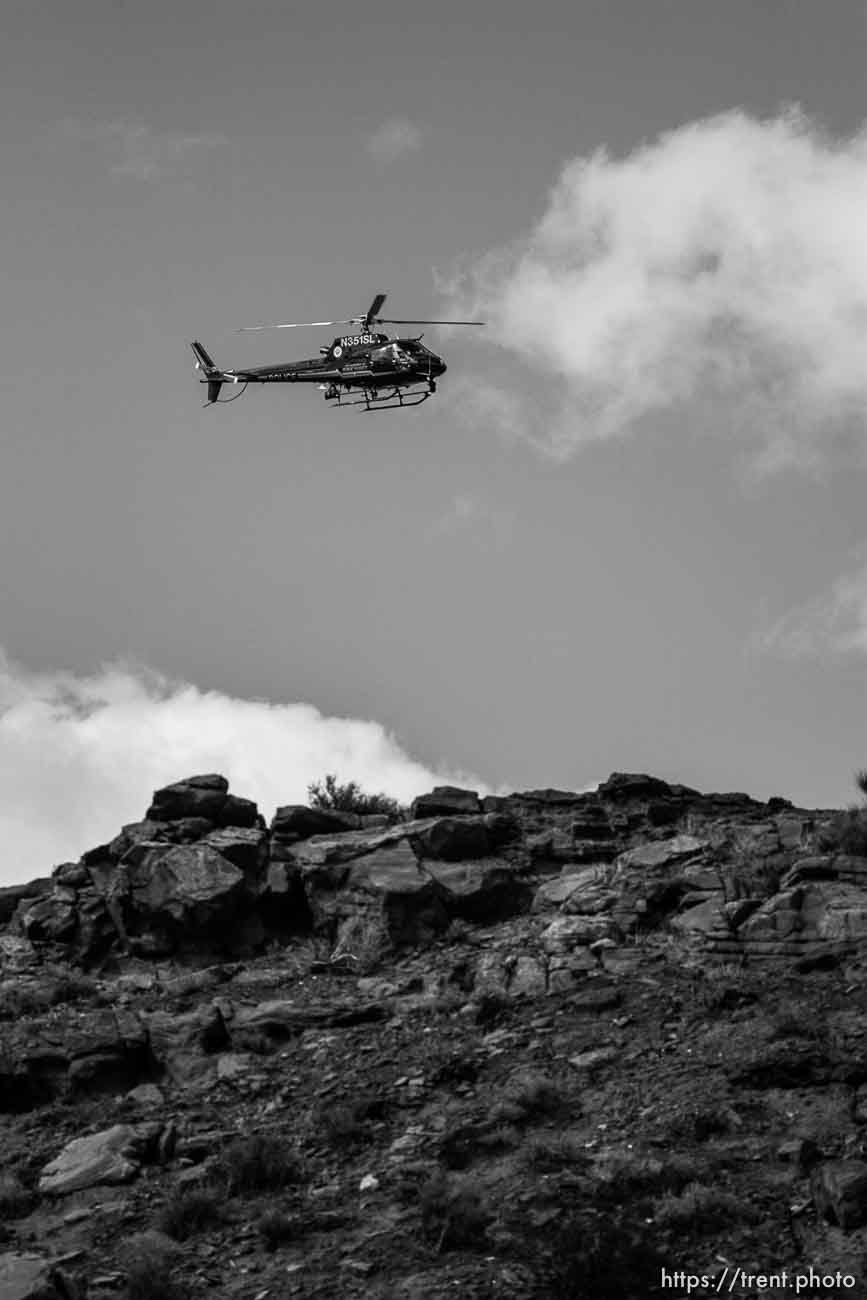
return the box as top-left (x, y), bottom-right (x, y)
top-left (540, 915), bottom-right (620, 953)
top-left (507, 954), bottom-right (548, 998)
top-left (145, 773), bottom-right (229, 822)
top-left (779, 857), bottom-right (838, 888)
top-left (680, 863), bottom-right (724, 892)
top-left (425, 858), bottom-right (532, 922)
top-left (271, 805), bottom-right (360, 838)
top-left (0, 1007), bottom-right (152, 1111)
top-left (282, 823), bottom-right (409, 867)
top-left (0, 1253), bottom-right (82, 1300)
top-left (526, 830), bottom-right (580, 865)
top-left (200, 826), bottom-right (268, 875)
top-left (0, 935), bottom-right (39, 972)
top-left (506, 789), bottom-right (586, 808)
top-left (108, 843), bottom-right (246, 945)
top-left (108, 817), bottom-right (213, 862)
top-left (16, 894), bottom-right (78, 944)
top-left (482, 812), bottom-right (521, 847)
top-left (834, 855), bottom-right (867, 888)
top-left (50, 862), bottom-right (89, 888)
top-left (570, 805), bottom-right (614, 840)
top-left (597, 773), bottom-right (680, 803)
top-left (646, 798), bottom-right (686, 826)
top-left (410, 787), bottom-right (481, 818)
top-left (64, 1008), bottom-right (152, 1094)
top-left (811, 1160), bottom-right (867, 1229)
top-left (145, 1003), bottom-right (230, 1086)
top-left (126, 1082), bottom-right (165, 1108)
top-left (669, 899), bottom-right (731, 939)
top-left (302, 841), bottom-right (448, 945)
top-left (412, 817), bottom-right (490, 861)
top-left (73, 888), bottom-right (117, 959)
top-left (0, 879), bottom-right (50, 925)
top-left (232, 1000), bottom-right (388, 1050)
top-left (736, 883), bottom-right (867, 960)
top-left (39, 1124), bottom-right (144, 1194)
top-left (473, 950), bottom-right (550, 999)
top-left (217, 794), bottom-right (260, 828)
top-left (616, 835), bottom-right (706, 872)
top-left (605, 835), bottom-right (709, 931)
top-left (343, 844), bottom-right (449, 945)
top-left (557, 865), bottom-right (620, 916)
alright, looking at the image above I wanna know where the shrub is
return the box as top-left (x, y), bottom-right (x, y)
top-left (50, 974), bottom-right (99, 1004)
top-left (0, 1173), bottom-right (35, 1218)
top-left (0, 975), bottom-right (98, 1021)
top-left (652, 1180), bottom-right (758, 1232)
top-left (473, 990), bottom-right (512, 1028)
top-left (230, 1027), bottom-right (276, 1056)
top-left (540, 1210), bottom-right (665, 1297)
top-left (157, 1186), bottom-right (224, 1240)
top-left (523, 1132), bottom-right (590, 1172)
top-left (257, 1208), bottom-right (298, 1251)
top-left (767, 1012), bottom-right (825, 1043)
top-left (124, 1231), bottom-right (182, 1300)
top-left (317, 1093), bottom-right (387, 1149)
top-left (496, 1070), bottom-right (568, 1124)
top-left (418, 1170), bottom-right (492, 1251)
top-left (307, 773), bottom-right (404, 820)
top-left (216, 1133), bottom-right (305, 1196)
top-left (439, 1118), bottom-right (521, 1170)
top-left (691, 963), bottom-right (755, 1014)
top-left (330, 912), bottom-right (391, 973)
top-left (665, 1105), bottom-right (731, 1143)
top-left (816, 770), bottom-right (867, 854)
top-left (820, 806), bottom-right (867, 856)
top-left (594, 1150), bottom-right (699, 1204)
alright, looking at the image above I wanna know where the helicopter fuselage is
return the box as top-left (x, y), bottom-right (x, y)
top-left (207, 334), bottom-right (446, 402)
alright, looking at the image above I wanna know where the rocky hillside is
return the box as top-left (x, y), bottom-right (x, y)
top-left (3, 772), bottom-right (867, 1298)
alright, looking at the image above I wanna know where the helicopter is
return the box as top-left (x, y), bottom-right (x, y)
top-left (191, 293), bottom-right (484, 412)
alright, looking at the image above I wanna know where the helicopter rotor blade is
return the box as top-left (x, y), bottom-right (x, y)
top-left (363, 293), bottom-right (387, 329)
top-left (236, 319), bottom-right (359, 332)
top-left (374, 318), bottom-right (486, 326)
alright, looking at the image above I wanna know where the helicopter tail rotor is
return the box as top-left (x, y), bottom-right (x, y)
top-left (191, 340), bottom-right (224, 405)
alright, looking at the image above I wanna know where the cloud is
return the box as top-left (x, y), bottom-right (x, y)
top-left (62, 118), bottom-right (226, 180)
top-left (0, 649), bottom-right (485, 886)
top-left (758, 556), bottom-right (867, 658)
top-left (451, 108), bottom-right (867, 467)
top-left (427, 490), bottom-right (514, 547)
top-left (365, 116), bottom-right (423, 165)
top-left (446, 378), bottom-right (531, 447)
top-left (434, 492), bottom-right (482, 533)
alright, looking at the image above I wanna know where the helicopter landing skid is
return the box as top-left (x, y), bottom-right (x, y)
top-left (324, 382), bottom-right (436, 412)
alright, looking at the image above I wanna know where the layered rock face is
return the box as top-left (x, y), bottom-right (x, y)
top-left (5, 772), bottom-right (867, 1298)
top-left (4, 770), bottom-right (862, 972)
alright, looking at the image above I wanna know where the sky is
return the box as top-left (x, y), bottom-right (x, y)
top-left (4, 0), bottom-right (867, 881)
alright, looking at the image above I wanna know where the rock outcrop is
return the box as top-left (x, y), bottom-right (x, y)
top-left (4, 769), bottom-right (867, 1298)
top-left (3, 771), bottom-right (857, 973)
